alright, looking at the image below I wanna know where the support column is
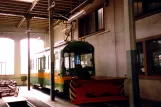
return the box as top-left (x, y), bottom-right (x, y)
top-left (124, 0), bottom-right (140, 107)
top-left (26, 15), bottom-right (31, 91)
top-left (48, 0), bottom-right (55, 101)
top-left (14, 39), bottom-right (21, 83)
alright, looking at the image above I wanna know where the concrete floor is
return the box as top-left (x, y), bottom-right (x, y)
top-left (18, 86), bottom-right (77, 107)
top-left (4, 86), bottom-right (159, 107)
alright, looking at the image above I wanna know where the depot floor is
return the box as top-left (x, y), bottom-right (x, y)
top-left (1, 86), bottom-right (161, 107)
top-left (19, 86), bottom-right (77, 107)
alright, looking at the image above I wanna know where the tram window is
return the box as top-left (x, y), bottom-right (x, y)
top-left (64, 53), bottom-right (93, 69)
top-left (75, 55), bottom-right (81, 64)
top-left (64, 53), bottom-right (69, 69)
top-left (81, 53), bottom-right (93, 68)
top-left (70, 53), bottom-right (75, 68)
top-left (33, 59), bottom-right (34, 70)
top-left (36, 58), bottom-right (37, 70)
top-left (48, 55), bottom-right (49, 69)
top-left (75, 53), bottom-right (93, 68)
top-left (31, 59), bottom-right (34, 70)
top-left (55, 52), bottom-right (60, 70)
top-left (64, 57), bottom-right (69, 69)
top-left (38, 58), bottom-right (40, 70)
top-left (43, 56), bottom-right (46, 69)
top-left (38, 56), bottom-right (46, 70)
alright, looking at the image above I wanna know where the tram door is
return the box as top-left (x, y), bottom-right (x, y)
top-left (38, 56), bottom-right (46, 87)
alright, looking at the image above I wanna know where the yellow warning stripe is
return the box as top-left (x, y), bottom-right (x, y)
top-left (69, 80), bottom-right (76, 101)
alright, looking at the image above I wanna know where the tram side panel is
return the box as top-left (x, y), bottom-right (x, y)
top-left (30, 46), bottom-right (68, 93)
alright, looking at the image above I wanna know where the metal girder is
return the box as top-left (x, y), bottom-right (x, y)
top-left (0, 10), bottom-right (66, 20)
top-left (17, 0), bottom-right (39, 28)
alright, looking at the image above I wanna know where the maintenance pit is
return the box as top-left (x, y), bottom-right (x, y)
top-left (3, 97), bottom-right (35, 107)
top-left (0, 87), bottom-right (75, 107)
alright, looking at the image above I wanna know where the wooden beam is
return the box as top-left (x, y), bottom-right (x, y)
top-left (17, 0), bottom-right (40, 28)
top-left (0, 10), bottom-right (66, 20)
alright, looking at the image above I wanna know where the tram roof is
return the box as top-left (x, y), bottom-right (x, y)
top-left (63, 41), bottom-right (94, 54)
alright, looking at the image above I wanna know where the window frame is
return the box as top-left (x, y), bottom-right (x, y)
top-left (137, 34), bottom-right (161, 79)
top-left (78, 7), bottom-right (105, 38)
top-left (135, 0), bottom-right (161, 20)
top-left (38, 56), bottom-right (46, 71)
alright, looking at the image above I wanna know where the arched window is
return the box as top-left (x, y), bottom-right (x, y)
top-left (21, 38), bottom-right (44, 74)
top-left (0, 38), bottom-right (14, 75)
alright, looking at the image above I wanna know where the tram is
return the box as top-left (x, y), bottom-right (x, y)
top-left (30, 41), bottom-right (95, 94)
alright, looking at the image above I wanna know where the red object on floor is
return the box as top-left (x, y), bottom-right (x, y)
top-left (69, 78), bottom-right (128, 104)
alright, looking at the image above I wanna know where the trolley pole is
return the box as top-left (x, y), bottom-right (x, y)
top-left (124, 0), bottom-right (140, 107)
top-left (48, 0), bottom-right (55, 101)
top-left (26, 15), bottom-right (31, 91)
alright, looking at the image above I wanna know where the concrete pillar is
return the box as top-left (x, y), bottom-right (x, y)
top-left (124, 0), bottom-right (140, 107)
top-left (14, 39), bottom-right (21, 78)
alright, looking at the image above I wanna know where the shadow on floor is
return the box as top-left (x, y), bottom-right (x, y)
top-left (141, 99), bottom-right (161, 107)
top-left (31, 88), bottom-right (161, 107)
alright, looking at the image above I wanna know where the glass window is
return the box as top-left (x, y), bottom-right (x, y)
top-left (81, 53), bottom-right (93, 68)
top-left (31, 59), bottom-right (34, 70)
top-left (0, 62), bottom-right (6, 75)
top-left (55, 52), bottom-right (60, 70)
top-left (69, 53), bottom-right (75, 68)
top-left (78, 7), bottom-right (104, 38)
top-left (36, 58), bottom-right (37, 70)
top-left (38, 56), bottom-right (46, 70)
top-left (64, 53), bottom-right (93, 70)
top-left (136, 42), bottom-right (144, 74)
top-left (75, 55), bottom-right (81, 65)
top-left (134, 0), bottom-right (161, 18)
top-left (48, 56), bottom-right (50, 69)
top-left (153, 52), bottom-right (159, 66)
top-left (64, 57), bottom-right (69, 69)
top-left (146, 39), bottom-right (161, 75)
top-left (21, 39), bottom-right (44, 74)
top-left (0, 38), bottom-right (14, 75)
top-left (64, 53), bottom-right (69, 69)
top-left (97, 8), bottom-right (104, 30)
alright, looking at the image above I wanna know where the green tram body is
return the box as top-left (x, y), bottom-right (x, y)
top-left (30, 41), bottom-right (95, 94)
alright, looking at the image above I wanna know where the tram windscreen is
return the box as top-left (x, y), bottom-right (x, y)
top-left (79, 53), bottom-right (93, 68)
top-left (64, 53), bottom-right (93, 70)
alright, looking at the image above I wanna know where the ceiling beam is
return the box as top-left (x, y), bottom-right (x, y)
top-left (17, 0), bottom-right (39, 28)
top-left (0, 10), bottom-right (66, 20)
